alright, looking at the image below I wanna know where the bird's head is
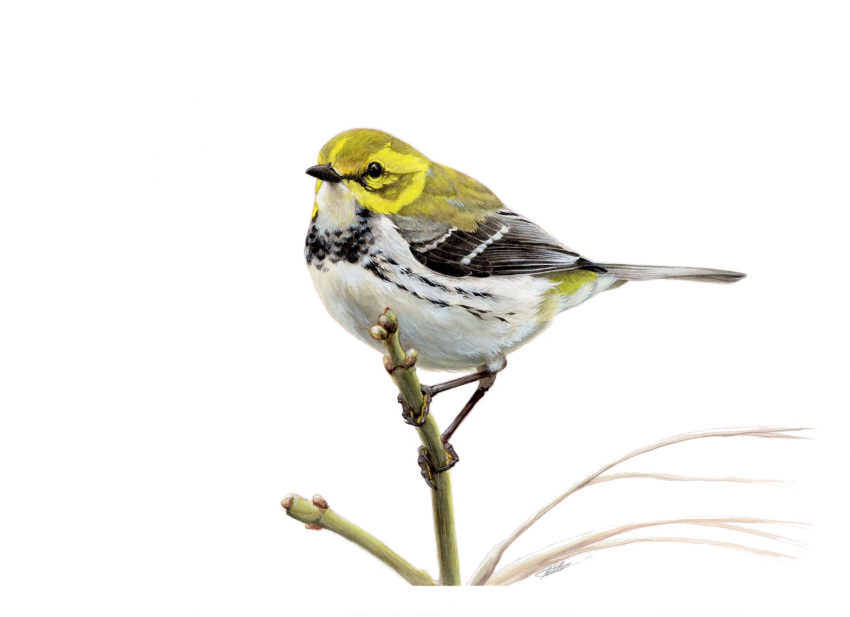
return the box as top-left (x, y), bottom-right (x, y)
top-left (306, 129), bottom-right (430, 215)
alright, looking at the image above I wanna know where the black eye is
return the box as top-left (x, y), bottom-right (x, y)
top-left (366, 162), bottom-right (383, 178)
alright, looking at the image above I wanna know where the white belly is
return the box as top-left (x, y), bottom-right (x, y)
top-left (308, 216), bottom-right (554, 372)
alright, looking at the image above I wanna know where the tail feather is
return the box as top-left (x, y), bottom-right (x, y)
top-left (598, 263), bottom-right (745, 284)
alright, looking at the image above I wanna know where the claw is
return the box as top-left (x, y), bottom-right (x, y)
top-left (417, 442), bottom-right (459, 490)
top-left (417, 446), bottom-right (437, 489)
top-left (398, 385), bottom-right (432, 427)
top-left (434, 441), bottom-right (459, 473)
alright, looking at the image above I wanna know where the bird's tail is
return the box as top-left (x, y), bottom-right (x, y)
top-left (597, 263), bottom-right (745, 283)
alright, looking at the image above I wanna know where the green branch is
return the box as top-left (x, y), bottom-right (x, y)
top-left (282, 308), bottom-right (807, 588)
top-left (370, 308), bottom-right (461, 586)
top-left (282, 492), bottom-right (435, 586)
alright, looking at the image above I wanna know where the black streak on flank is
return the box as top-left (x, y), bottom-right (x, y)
top-left (364, 261), bottom-right (453, 309)
top-left (457, 287), bottom-right (494, 299)
top-left (457, 304), bottom-right (490, 320)
top-left (363, 260), bottom-right (391, 282)
top-left (398, 266), bottom-right (450, 291)
top-left (393, 264), bottom-right (496, 301)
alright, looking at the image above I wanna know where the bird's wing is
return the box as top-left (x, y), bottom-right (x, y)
top-left (391, 162), bottom-right (604, 278)
top-left (391, 208), bottom-right (605, 278)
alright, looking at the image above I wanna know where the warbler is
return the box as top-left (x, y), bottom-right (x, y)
top-left (304, 128), bottom-right (743, 483)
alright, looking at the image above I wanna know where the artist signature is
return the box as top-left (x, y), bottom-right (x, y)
top-left (534, 556), bottom-right (591, 580)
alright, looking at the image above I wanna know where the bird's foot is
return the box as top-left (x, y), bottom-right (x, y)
top-left (397, 384), bottom-right (433, 427)
top-left (417, 442), bottom-right (458, 490)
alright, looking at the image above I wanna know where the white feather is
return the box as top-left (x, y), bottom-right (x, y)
top-left (309, 183), bottom-right (614, 372)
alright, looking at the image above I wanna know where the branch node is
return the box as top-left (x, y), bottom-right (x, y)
top-left (370, 325), bottom-right (388, 341)
top-left (402, 349), bottom-right (418, 368)
top-left (377, 312), bottom-right (398, 333)
top-left (380, 307), bottom-right (398, 331)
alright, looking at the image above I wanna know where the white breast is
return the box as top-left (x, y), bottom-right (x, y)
top-left (309, 214), bottom-right (555, 372)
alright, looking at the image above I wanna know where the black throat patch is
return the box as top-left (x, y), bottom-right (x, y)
top-left (305, 209), bottom-right (374, 269)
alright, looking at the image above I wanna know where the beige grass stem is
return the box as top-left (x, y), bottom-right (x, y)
top-left (468, 427), bottom-right (808, 585)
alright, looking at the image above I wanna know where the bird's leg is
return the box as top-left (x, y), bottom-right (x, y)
top-left (397, 366), bottom-right (495, 427)
top-left (414, 364), bottom-right (504, 488)
top-left (440, 373), bottom-right (497, 444)
top-left (428, 369), bottom-right (495, 396)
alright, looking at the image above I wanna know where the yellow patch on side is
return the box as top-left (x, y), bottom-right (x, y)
top-left (310, 180), bottom-right (322, 220)
top-left (536, 270), bottom-right (598, 323)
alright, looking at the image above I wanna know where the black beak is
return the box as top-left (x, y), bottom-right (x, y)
top-left (305, 164), bottom-right (343, 183)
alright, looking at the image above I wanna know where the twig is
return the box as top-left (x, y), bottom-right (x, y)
top-left (281, 493), bottom-right (435, 586)
top-left (468, 427), bottom-right (808, 585)
top-left (370, 308), bottom-right (461, 586)
top-left (486, 516), bottom-right (801, 586)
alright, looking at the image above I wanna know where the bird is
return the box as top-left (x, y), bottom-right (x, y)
top-left (304, 128), bottom-right (744, 485)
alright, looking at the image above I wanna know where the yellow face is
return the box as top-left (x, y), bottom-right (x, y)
top-left (314, 129), bottom-right (430, 214)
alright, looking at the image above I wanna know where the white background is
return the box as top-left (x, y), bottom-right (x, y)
top-left (1, 1), bottom-right (848, 615)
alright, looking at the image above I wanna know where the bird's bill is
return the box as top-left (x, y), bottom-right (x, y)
top-left (305, 164), bottom-right (343, 183)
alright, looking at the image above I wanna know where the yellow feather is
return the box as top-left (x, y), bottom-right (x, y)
top-left (328, 134), bottom-right (351, 161)
top-left (314, 129), bottom-right (503, 229)
top-left (536, 270), bottom-right (599, 322)
top-left (397, 163), bottom-right (503, 231)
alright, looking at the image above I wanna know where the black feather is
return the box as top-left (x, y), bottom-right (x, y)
top-left (393, 208), bottom-right (602, 279)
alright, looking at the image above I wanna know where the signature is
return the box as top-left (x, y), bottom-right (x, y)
top-left (534, 556), bottom-right (591, 580)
